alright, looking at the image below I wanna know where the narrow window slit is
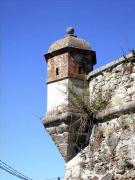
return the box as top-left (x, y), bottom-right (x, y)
top-left (78, 67), bottom-right (82, 74)
top-left (56, 68), bottom-right (59, 75)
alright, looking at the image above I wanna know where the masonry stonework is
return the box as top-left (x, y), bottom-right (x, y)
top-left (47, 53), bottom-right (69, 83)
top-left (65, 53), bottom-right (135, 180)
top-left (43, 28), bottom-right (135, 179)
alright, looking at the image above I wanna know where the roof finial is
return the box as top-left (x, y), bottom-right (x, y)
top-left (66, 27), bottom-right (75, 36)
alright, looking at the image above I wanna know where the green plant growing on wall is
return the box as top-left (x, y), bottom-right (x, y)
top-left (58, 78), bottom-right (96, 154)
top-left (91, 89), bottom-right (112, 112)
top-left (68, 82), bottom-right (90, 114)
top-left (59, 77), bottom-right (113, 156)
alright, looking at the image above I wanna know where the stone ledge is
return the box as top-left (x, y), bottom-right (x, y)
top-left (44, 101), bottom-right (135, 126)
top-left (87, 52), bottom-right (135, 80)
top-left (43, 112), bottom-right (84, 127)
top-left (96, 101), bottom-right (135, 121)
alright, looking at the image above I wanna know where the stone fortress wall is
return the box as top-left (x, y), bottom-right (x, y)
top-left (65, 52), bottom-right (135, 180)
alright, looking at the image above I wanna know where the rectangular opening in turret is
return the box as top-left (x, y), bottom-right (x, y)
top-left (78, 67), bottom-right (82, 74)
top-left (56, 67), bottom-right (59, 75)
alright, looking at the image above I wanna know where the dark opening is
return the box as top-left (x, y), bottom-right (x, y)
top-left (56, 68), bottom-right (59, 75)
top-left (78, 67), bottom-right (82, 74)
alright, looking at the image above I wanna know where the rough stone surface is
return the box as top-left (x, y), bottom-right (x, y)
top-left (65, 113), bottom-right (135, 179)
top-left (47, 52), bottom-right (93, 84)
top-left (89, 57), bottom-right (135, 113)
top-left (64, 53), bottom-right (135, 179)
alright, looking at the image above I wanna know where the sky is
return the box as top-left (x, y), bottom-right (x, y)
top-left (0, 0), bottom-right (135, 179)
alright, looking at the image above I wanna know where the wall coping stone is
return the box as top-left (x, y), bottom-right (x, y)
top-left (43, 101), bottom-right (135, 126)
top-left (87, 52), bottom-right (135, 80)
top-left (96, 101), bottom-right (135, 122)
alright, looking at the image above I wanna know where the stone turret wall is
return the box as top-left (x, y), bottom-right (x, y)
top-left (65, 52), bottom-right (135, 180)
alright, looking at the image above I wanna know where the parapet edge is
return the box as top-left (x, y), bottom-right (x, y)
top-left (87, 51), bottom-right (135, 80)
